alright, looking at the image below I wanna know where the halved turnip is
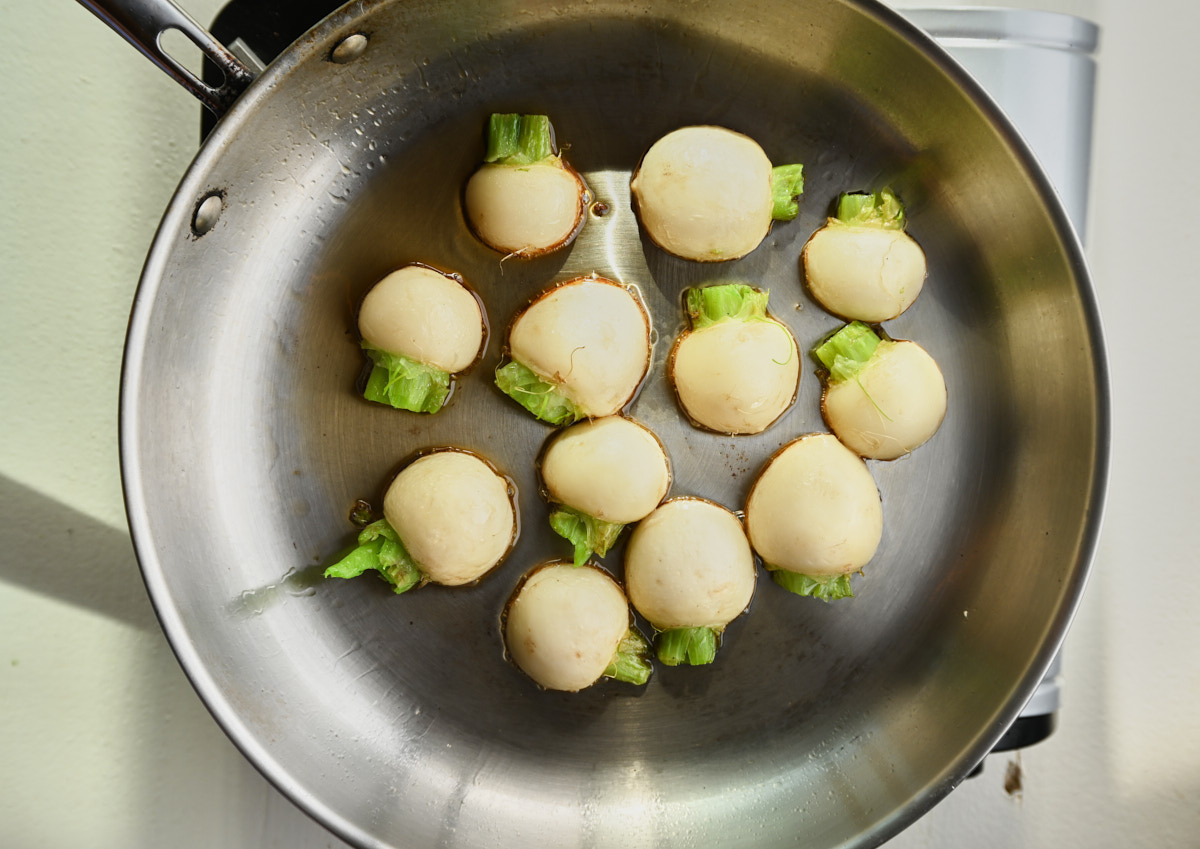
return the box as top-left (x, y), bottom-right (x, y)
top-left (464, 113), bottom-right (588, 257)
top-left (324, 449), bottom-right (516, 593)
top-left (540, 416), bottom-right (671, 565)
top-left (357, 264), bottom-right (486, 413)
top-left (744, 433), bottom-right (882, 601)
top-left (814, 322), bottom-right (947, 460)
top-left (670, 283), bottom-right (800, 435)
top-left (630, 125), bottom-right (804, 261)
top-left (504, 561), bottom-right (652, 692)
top-left (802, 187), bottom-right (926, 322)
top-left (624, 498), bottom-right (756, 666)
top-left (495, 275), bottom-right (652, 425)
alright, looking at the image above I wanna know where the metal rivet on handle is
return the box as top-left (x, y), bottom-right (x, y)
top-left (331, 33), bottom-right (369, 64)
top-left (192, 193), bottom-right (224, 236)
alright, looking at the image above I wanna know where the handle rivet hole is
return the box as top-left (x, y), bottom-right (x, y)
top-left (331, 33), bottom-right (369, 64)
top-left (192, 193), bottom-right (224, 236)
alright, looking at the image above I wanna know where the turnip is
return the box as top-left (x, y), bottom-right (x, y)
top-left (357, 264), bottom-right (486, 412)
top-left (744, 433), bottom-right (882, 601)
top-left (464, 113), bottom-right (588, 257)
top-left (814, 322), bottom-right (947, 460)
top-left (504, 561), bottom-right (652, 691)
top-left (324, 449), bottom-right (516, 592)
top-left (802, 187), bottom-right (926, 322)
top-left (624, 498), bottom-right (756, 666)
top-left (670, 283), bottom-right (800, 435)
top-left (495, 275), bottom-right (652, 424)
top-left (630, 125), bottom-right (804, 261)
top-left (541, 416), bottom-right (671, 566)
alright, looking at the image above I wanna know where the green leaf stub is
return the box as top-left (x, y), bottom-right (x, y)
top-left (813, 321), bottom-right (880, 383)
top-left (685, 283), bottom-right (771, 330)
top-left (770, 568), bottom-right (854, 602)
top-left (604, 628), bottom-right (653, 686)
top-left (495, 360), bottom-right (586, 425)
top-left (324, 519), bottom-right (423, 594)
top-left (361, 344), bottom-right (451, 413)
top-left (835, 187), bottom-right (907, 230)
top-left (548, 506), bottom-right (626, 566)
top-left (656, 626), bottom-right (720, 666)
top-left (484, 113), bottom-right (555, 166)
top-left (771, 164), bottom-right (805, 220)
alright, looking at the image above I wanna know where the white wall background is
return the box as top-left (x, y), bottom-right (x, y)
top-left (1, 0), bottom-right (1196, 846)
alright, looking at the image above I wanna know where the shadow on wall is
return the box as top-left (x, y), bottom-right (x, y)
top-left (0, 473), bottom-right (158, 632)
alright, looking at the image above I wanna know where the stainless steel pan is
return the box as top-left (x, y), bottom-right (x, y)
top-left (88, 0), bottom-right (1108, 846)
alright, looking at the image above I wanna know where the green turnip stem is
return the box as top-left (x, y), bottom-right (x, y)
top-left (685, 283), bottom-right (770, 330)
top-left (494, 359), bottom-right (586, 425)
top-left (836, 187), bottom-right (906, 230)
top-left (548, 506), bottom-right (626, 566)
top-left (770, 164), bottom-right (805, 220)
top-left (485, 113), bottom-right (555, 166)
top-left (324, 519), bottom-right (423, 594)
top-left (656, 626), bottom-right (719, 666)
top-left (771, 568), bottom-right (854, 601)
top-left (604, 628), bottom-right (653, 685)
top-left (813, 321), bottom-right (880, 383)
top-left (362, 344), bottom-right (451, 413)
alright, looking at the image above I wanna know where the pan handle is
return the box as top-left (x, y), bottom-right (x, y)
top-left (76, 0), bottom-right (256, 116)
